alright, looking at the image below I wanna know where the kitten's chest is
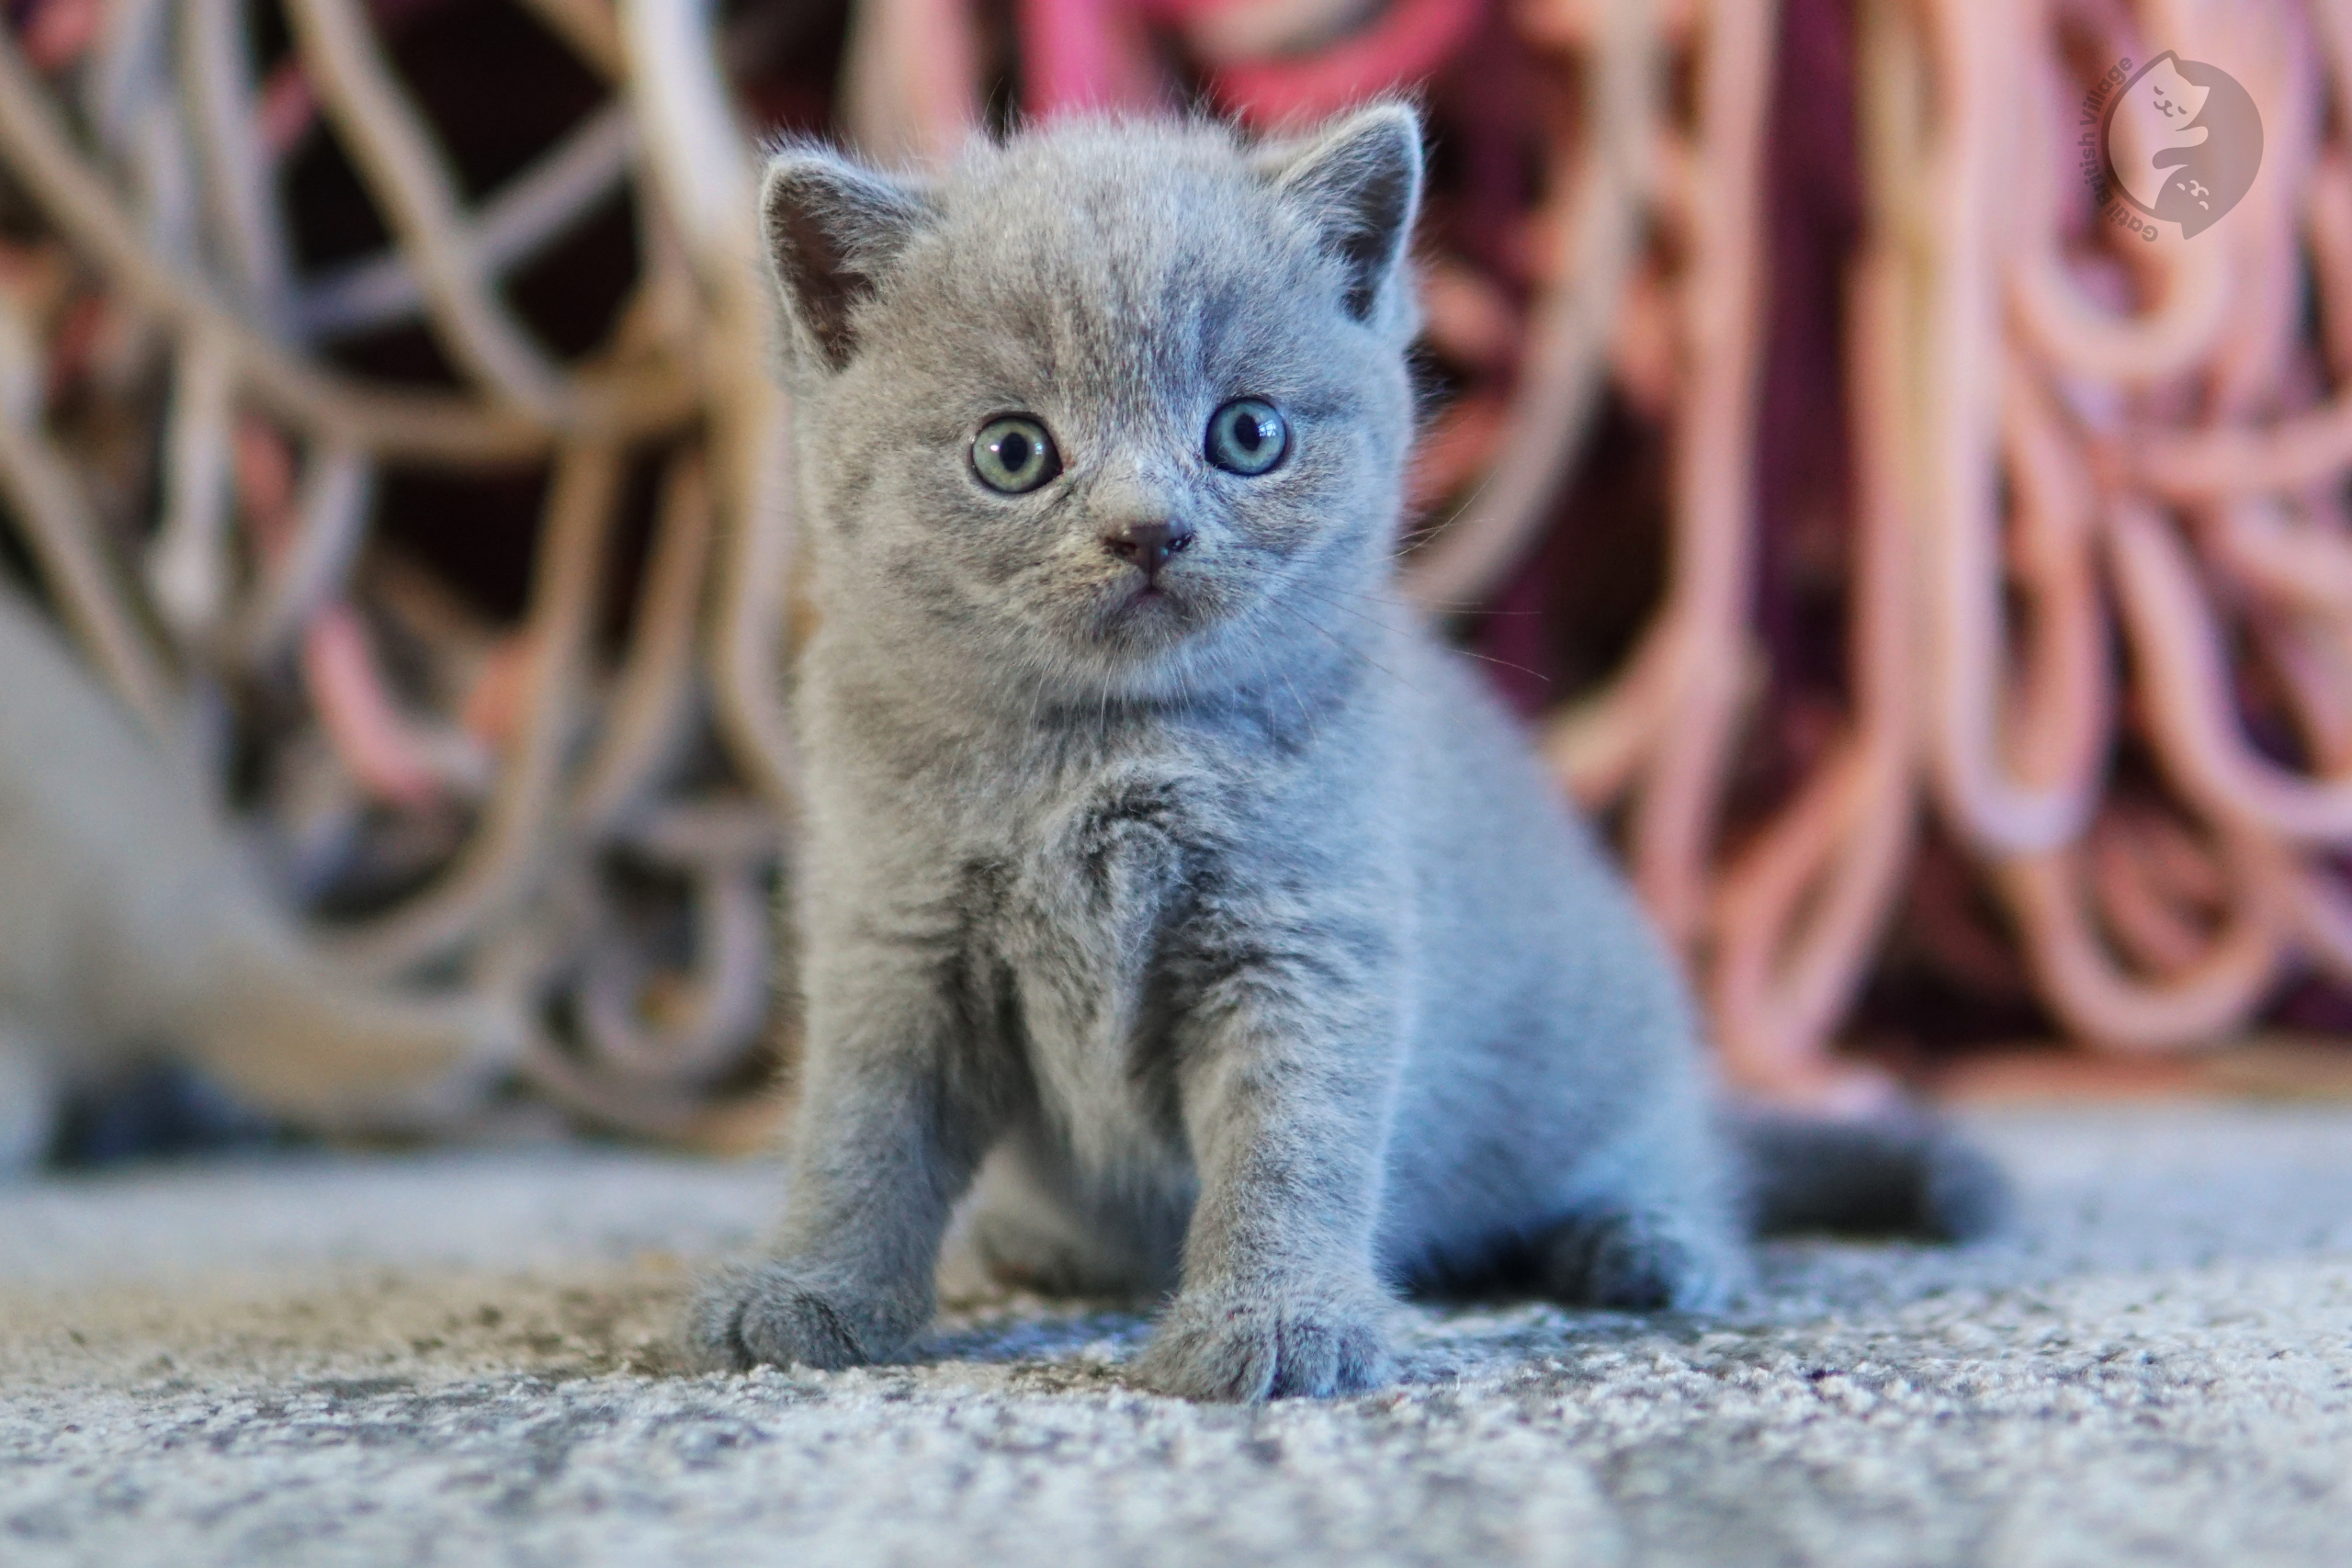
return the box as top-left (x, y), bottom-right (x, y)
top-left (975, 756), bottom-right (1214, 1171)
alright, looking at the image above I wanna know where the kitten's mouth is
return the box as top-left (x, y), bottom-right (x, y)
top-left (1112, 576), bottom-right (1179, 613)
top-left (1085, 576), bottom-right (1197, 645)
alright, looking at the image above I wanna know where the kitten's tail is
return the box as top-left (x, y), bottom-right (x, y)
top-left (183, 901), bottom-right (518, 1132)
top-left (1729, 1109), bottom-right (2011, 1242)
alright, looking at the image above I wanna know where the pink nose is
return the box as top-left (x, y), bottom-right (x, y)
top-left (1102, 519), bottom-right (1193, 579)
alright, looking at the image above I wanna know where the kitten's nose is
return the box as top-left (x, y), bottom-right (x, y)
top-left (1102, 519), bottom-right (1193, 579)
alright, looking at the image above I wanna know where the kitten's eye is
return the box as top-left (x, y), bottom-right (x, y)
top-left (1205, 399), bottom-right (1289, 476)
top-left (971, 416), bottom-right (1062, 493)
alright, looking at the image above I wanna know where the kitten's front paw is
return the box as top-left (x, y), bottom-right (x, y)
top-left (1134, 1288), bottom-right (1394, 1403)
top-left (687, 1261), bottom-right (891, 1373)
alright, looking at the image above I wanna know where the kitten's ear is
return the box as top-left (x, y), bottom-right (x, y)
top-left (760, 149), bottom-right (934, 371)
top-left (1256, 103), bottom-right (1424, 322)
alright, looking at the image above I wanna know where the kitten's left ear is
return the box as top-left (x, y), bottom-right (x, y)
top-left (1256, 103), bottom-right (1425, 322)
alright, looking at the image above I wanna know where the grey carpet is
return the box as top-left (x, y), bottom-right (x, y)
top-left (3, 1104), bottom-right (2349, 1567)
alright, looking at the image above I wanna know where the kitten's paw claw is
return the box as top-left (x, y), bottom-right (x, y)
top-left (1134, 1290), bottom-right (1394, 1403)
top-left (686, 1262), bottom-right (872, 1373)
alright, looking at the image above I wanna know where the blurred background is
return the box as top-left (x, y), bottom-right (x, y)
top-left (5, 0), bottom-right (2351, 1169)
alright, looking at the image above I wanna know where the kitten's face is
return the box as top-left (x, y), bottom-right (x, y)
top-left (765, 112), bottom-right (1423, 700)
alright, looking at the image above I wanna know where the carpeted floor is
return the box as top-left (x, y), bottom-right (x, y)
top-left (3, 1104), bottom-right (2349, 1567)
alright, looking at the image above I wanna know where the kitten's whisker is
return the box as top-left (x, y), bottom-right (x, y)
top-left (1272, 602), bottom-right (1425, 701)
top-left (1345, 583), bottom-right (1544, 616)
top-left (1280, 582), bottom-right (1396, 635)
top-left (1419, 643), bottom-right (1554, 686)
top-left (1267, 651), bottom-right (1319, 739)
top-left (1282, 581), bottom-right (1550, 694)
top-left (1396, 457), bottom-right (1508, 558)
top-left (1284, 583), bottom-right (1555, 688)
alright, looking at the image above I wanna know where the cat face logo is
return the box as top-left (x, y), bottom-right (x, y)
top-left (2100, 51), bottom-right (2262, 238)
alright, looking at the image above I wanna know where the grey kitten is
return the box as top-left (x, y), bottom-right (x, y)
top-left (692, 105), bottom-right (2000, 1402)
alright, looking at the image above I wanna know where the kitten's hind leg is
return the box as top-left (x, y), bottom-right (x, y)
top-left (1532, 1203), bottom-right (1742, 1313)
top-left (1522, 1090), bottom-right (1751, 1313)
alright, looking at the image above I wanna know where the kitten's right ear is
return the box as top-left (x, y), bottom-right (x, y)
top-left (760, 150), bottom-right (933, 371)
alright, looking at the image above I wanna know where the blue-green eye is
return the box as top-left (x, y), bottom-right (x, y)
top-left (971, 415), bottom-right (1061, 492)
top-left (1205, 398), bottom-right (1289, 476)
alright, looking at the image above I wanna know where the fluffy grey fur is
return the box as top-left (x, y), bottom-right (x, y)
top-left (692, 106), bottom-right (1999, 1402)
top-left (0, 583), bottom-right (510, 1169)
